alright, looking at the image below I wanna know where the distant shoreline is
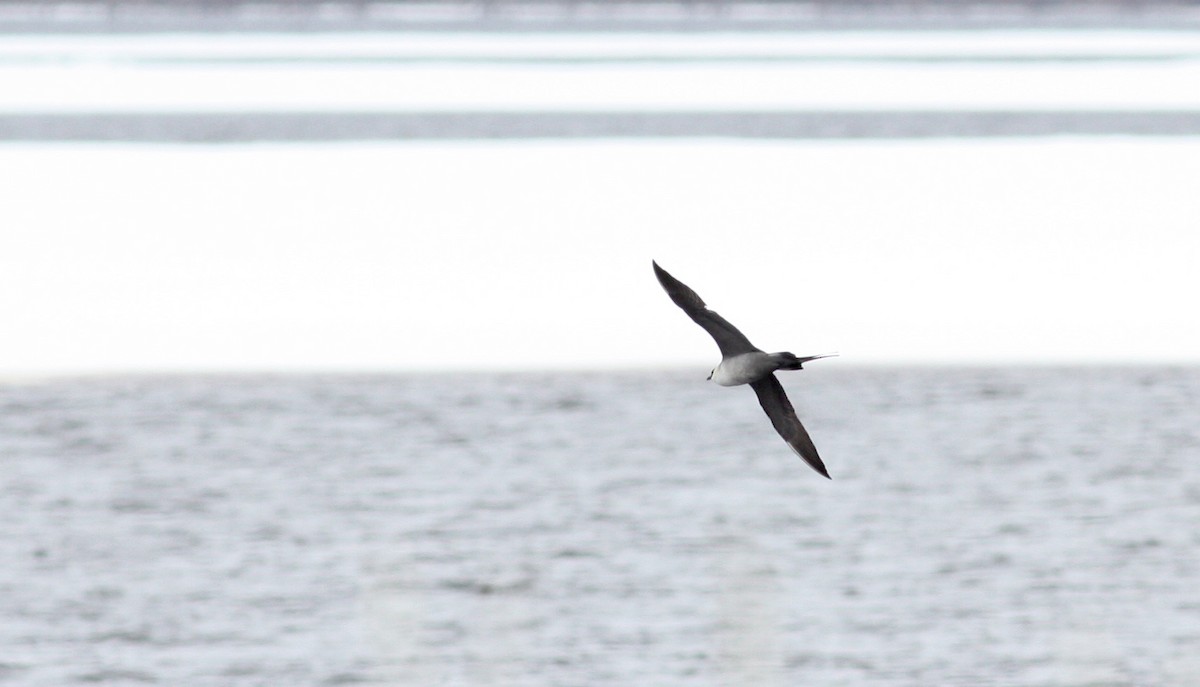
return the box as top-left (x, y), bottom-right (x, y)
top-left (6, 111), bottom-right (1200, 142)
top-left (4, 0), bottom-right (1200, 33)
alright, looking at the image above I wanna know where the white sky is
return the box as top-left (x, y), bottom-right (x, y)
top-left (5, 30), bottom-right (1200, 112)
top-left (2, 30), bottom-right (1199, 374)
top-left (2, 137), bottom-right (1198, 375)
top-left (5, 56), bottom-right (1200, 113)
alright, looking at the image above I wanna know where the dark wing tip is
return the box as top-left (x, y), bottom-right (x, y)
top-left (652, 261), bottom-right (706, 311)
top-left (651, 260), bottom-right (669, 285)
top-left (789, 439), bottom-right (832, 479)
top-left (814, 459), bottom-right (833, 480)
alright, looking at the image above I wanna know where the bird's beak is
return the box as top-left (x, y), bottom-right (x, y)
top-left (706, 370), bottom-right (713, 380)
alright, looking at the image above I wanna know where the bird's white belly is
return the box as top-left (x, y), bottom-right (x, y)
top-left (711, 352), bottom-right (775, 387)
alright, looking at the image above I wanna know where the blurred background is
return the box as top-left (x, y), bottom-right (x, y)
top-left (1, 2), bottom-right (1198, 686)
top-left (3, 0), bottom-right (1200, 372)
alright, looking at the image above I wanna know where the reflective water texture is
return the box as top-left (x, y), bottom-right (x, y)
top-left (2, 367), bottom-right (1198, 686)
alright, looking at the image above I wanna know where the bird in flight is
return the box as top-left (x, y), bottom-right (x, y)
top-left (653, 261), bottom-right (834, 479)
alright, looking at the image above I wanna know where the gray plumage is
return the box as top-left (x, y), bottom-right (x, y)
top-left (653, 260), bottom-right (833, 479)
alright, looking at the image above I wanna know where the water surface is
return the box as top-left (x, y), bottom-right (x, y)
top-left (3, 367), bottom-right (1198, 685)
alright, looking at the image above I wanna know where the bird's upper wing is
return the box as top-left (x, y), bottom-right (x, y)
top-left (653, 261), bottom-right (759, 357)
top-left (750, 373), bottom-right (831, 479)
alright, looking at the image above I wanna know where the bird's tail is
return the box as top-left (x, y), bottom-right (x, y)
top-left (774, 352), bottom-right (838, 370)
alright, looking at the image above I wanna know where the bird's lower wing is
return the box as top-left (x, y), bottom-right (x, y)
top-left (750, 374), bottom-right (831, 479)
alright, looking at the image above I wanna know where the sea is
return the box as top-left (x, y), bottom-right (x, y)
top-left (2, 14), bottom-right (1200, 686)
top-left (2, 368), bottom-right (1199, 686)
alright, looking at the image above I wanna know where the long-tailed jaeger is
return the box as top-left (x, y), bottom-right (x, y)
top-left (653, 260), bottom-right (834, 479)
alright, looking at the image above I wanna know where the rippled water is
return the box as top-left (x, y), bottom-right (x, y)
top-left (2, 367), bottom-right (1198, 685)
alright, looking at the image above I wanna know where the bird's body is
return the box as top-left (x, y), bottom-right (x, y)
top-left (710, 351), bottom-right (796, 387)
top-left (652, 260), bottom-right (834, 479)
top-left (709, 352), bottom-right (778, 387)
